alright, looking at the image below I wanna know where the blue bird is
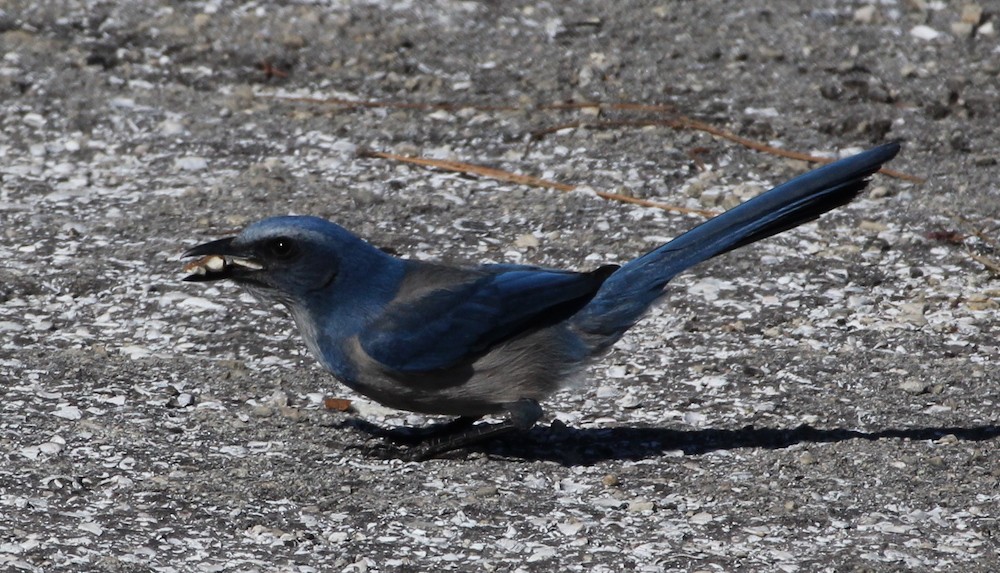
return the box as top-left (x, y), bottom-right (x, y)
top-left (183, 142), bottom-right (901, 458)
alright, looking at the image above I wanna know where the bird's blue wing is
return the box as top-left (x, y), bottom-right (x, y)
top-left (359, 265), bottom-right (617, 373)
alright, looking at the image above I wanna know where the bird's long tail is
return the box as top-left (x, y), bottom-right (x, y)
top-left (573, 142), bottom-right (901, 349)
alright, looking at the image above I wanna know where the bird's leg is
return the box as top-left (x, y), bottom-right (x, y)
top-left (407, 399), bottom-right (543, 461)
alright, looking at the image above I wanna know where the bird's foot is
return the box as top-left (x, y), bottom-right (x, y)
top-left (404, 399), bottom-right (544, 461)
top-left (342, 399), bottom-right (543, 460)
top-left (404, 420), bottom-right (520, 461)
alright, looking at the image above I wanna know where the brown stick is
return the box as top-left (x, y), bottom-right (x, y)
top-left (359, 149), bottom-right (719, 217)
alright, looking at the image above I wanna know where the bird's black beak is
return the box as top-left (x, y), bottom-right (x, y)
top-left (181, 237), bottom-right (263, 282)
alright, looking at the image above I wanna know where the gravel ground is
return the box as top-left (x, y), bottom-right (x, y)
top-left (2, 1), bottom-right (999, 572)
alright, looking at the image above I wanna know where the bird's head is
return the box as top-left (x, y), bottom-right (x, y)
top-left (181, 216), bottom-right (389, 305)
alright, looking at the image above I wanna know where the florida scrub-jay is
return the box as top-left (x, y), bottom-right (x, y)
top-left (182, 142), bottom-right (901, 458)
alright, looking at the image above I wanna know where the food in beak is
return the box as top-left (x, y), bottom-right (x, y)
top-left (182, 254), bottom-right (263, 281)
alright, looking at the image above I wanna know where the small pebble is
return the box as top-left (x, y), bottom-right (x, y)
top-left (910, 25), bottom-right (942, 41)
top-left (473, 485), bottom-right (499, 497)
top-left (899, 380), bottom-right (929, 395)
top-left (690, 512), bottom-right (713, 525)
top-left (593, 498), bottom-right (625, 509)
top-left (514, 234), bottom-right (539, 249)
top-left (951, 22), bottom-right (974, 37)
top-left (175, 156), bottom-right (209, 171)
top-left (868, 186), bottom-right (892, 199)
top-left (252, 405), bottom-right (274, 418)
top-left (279, 406), bottom-right (302, 420)
top-left (22, 113), bottom-right (46, 128)
top-left (168, 392), bottom-right (194, 408)
top-left (267, 390), bottom-right (290, 408)
top-left (52, 406), bottom-right (82, 420)
top-left (859, 220), bottom-right (888, 232)
top-left (854, 5), bottom-right (877, 24)
top-left (628, 500), bottom-right (655, 513)
top-left (557, 520), bottom-right (584, 536)
top-left (898, 302), bottom-right (928, 326)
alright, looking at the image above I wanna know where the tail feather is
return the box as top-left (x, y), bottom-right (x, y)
top-left (574, 142), bottom-right (901, 346)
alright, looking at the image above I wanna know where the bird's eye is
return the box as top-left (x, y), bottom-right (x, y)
top-left (266, 237), bottom-right (297, 260)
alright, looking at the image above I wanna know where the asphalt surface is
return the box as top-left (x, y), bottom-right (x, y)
top-left (1, 1), bottom-right (999, 572)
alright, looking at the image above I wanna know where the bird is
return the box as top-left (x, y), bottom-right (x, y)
top-left (182, 142), bottom-right (901, 459)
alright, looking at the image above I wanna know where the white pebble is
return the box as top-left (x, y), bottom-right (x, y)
top-left (219, 445), bottom-right (247, 457)
top-left (159, 120), bottom-right (187, 136)
top-left (527, 546), bottom-right (558, 562)
top-left (690, 511), bottom-right (714, 525)
top-left (100, 395), bottom-right (127, 406)
top-left (22, 113), bottom-right (46, 128)
top-left (557, 520), bottom-right (584, 536)
top-left (595, 385), bottom-right (620, 398)
top-left (37, 441), bottom-right (62, 455)
top-left (52, 405), bottom-right (82, 420)
top-left (910, 25), bottom-right (941, 40)
top-left (605, 365), bottom-right (628, 379)
top-left (593, 497), bottom-right (625, 509)
top-left (20, 446), bottom-right (41, 459)
top-left (118, 345), bottom-right (152, 360)
top-left (854, 5), bottom-right (877, 24)
top-left (683, 411), bottom-right (707, 427)
top-left (110, 97), bottom-right (135, 108)
top-left (175, 156), bottom-right (209, 171)
top-left (78, 521), bottom-right (104, 536)
top-left (514, 233), bottom-right (540, 249)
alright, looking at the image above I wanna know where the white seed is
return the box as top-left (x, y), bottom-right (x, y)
top-left (205, 256), bottom-right (226, 271)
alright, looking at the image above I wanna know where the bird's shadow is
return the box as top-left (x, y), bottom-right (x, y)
top-left (342, 418), bottom-right (1000, 465)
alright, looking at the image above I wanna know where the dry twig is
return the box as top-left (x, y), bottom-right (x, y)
top-left (358, 149), bottom-right (718, 218)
